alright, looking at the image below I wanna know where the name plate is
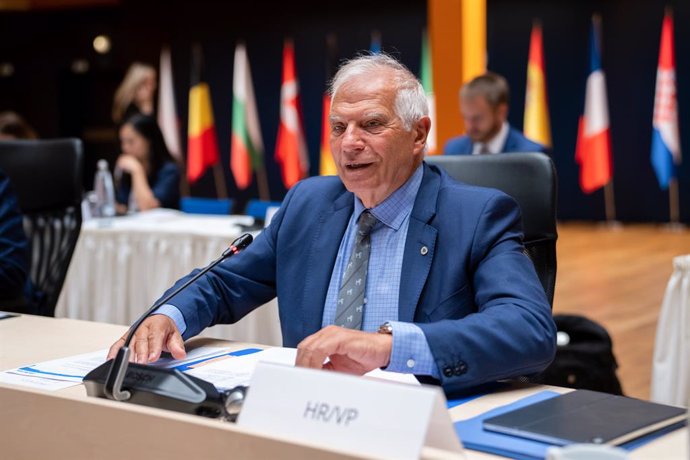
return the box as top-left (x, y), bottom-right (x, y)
top-left (238, 362), bottom-right (464, 459)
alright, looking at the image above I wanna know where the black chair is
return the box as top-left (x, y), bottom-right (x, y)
top-left (425, 153), bottom-right (558, 307)
top-left (0, 139), bottom-right (84, 316)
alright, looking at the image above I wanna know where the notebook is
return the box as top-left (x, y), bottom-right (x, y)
top-left (482, 389), bottom-right (686, 446)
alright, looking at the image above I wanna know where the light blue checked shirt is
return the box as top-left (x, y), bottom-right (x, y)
top-left (159, 164), bottom-right (438, 377)
top-left (322, 164), bottom-right (438, 377)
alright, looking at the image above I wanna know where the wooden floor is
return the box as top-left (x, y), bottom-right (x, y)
top-left (553, 222), bottom-right (690, 400)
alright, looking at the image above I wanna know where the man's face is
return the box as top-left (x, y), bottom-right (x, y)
top-left (329, 71), bottom-right (428, 208)
top-left (461, 95), bottom-right (507, 143)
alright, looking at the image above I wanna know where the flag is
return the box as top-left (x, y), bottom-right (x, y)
top-left (524, 21), bottom-right (552, 148)
top-left (320, 94), bottom-right (337, 175)
top-left (158, 46), bottom-right (181, 161)
top-left (575, 17), bottom-right (612, 194)
top-left (231, 42), bottom-right (264, 190)
top-left (420, 29), bottom-right (437, 155)
top-left (320, 34), bottom-right (337, 176)
top-left (370, 30), bottom-right (382, 54)
top-left (275, 39), bottom-right (309, 189)
top-left (187, 45), bottom-right (220, 183)
top-left (651, 11), bottom-right (681, 190)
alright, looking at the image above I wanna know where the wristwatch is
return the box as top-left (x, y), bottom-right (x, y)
top-left (377, 321), bottom-right (393, 335)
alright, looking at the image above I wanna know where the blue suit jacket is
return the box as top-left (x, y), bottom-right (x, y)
top-left (444, 125), bottom-right (547, 155)
top-left (165, 163), bottom-right (556, 394)
top-left (0, 169), bottom-right (33, 310)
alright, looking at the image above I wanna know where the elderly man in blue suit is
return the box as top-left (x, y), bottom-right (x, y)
top-left (109, 55), bottom-right (555, 396)
top-left (444, 72), bottom-right (546, 156)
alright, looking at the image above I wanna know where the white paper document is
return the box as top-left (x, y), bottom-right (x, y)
top-left (0, 346), bottom-right (232, 391)
top-left (185, 347), bottom-right (420, 390)
top-left (2, 345), bottom-right (420, 392)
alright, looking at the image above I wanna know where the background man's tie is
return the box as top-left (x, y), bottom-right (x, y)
top-left (334, 210), bottom-right (378, 329)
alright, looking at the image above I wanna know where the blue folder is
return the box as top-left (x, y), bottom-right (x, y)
top-left (454, 390), bottom-right (686, 460)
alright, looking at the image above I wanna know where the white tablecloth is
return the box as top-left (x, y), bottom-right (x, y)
top-left (651, 254), bottom-right (690, 406)
top-left (55, 209), bottom-right (283, 346)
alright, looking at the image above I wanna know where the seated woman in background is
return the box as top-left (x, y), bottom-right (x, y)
top-left (112, 62), bottom-right (157, 125)
top-left (0, 111), bottom-right (38, 140)
top-left (115, 114), bottom-right (180, 213)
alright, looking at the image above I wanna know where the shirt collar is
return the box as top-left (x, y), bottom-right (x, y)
top-left (353, 163), bottom-right (423, 231)
top-left (472, 121), bottom-right (510, 155)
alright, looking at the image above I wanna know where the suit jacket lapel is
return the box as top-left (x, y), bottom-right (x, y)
top-left (399, 164), bottom-right (439, 322)
top-left (301, 188), bottom-right (353, 336)
top-left (502, 126), bottom-right (516, 152)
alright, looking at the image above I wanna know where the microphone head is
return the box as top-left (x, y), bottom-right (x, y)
top-left (231, 233), bottom-right (253, 251)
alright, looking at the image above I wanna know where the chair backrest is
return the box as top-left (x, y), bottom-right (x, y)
top-left (244, 199), bottom-right (282, 220)
top-left (425, 152), bottom-right (558, 307)
top-left (180, 197), bottom-right (233, 215)
top-left (0, 139), bottom-right (84, 315)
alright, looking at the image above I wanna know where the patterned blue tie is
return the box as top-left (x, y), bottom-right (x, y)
top-left (334, 211), bottom-right (378, 329)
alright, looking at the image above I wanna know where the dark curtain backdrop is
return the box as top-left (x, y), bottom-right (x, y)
top-left (0, 0), bottom-right (687, 221)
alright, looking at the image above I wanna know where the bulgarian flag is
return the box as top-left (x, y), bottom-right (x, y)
top-left (575, 17), bottom-right (612, 194)
top-left (651, 10), bottom-right (681, 190)
top-left (231, 42), bottom-right (264, 189)
top-left (187, 45), bottom-right (220, 183)
top-left (420, 29), bottom-right (437, 154)
top-left (275, 39), bottom-right (309, 189)
top-left (523, 21), bottom-right (552, 148)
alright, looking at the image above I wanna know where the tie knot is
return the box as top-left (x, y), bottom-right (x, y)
top-left (356, 211), bottom-right (378, 237)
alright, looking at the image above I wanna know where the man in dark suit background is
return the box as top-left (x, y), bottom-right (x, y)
top-left (108, 54), bottom-right (555, 396)
top-left (444, 72), bottom-right (546, 155)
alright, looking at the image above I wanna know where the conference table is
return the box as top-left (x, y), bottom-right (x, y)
top-left (0, 314), bottom-right (685, 459)
top-left (54, 209), bottom-right (283, 346)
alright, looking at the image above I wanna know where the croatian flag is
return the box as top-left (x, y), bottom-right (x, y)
top-left (651, 11), bottom-right (681, 190)
top-left (575, 17), bottom-right (612, 194)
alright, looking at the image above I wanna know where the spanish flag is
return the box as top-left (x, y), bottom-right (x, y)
top-left (319, 34), bottom-right (337, 176)
top-left (187, 45), bottom-right (220, 184)
top-left (523, 21), bottom-right (551, 148)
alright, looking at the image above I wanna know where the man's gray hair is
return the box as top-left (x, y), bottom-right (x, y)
top-left (329, 53), bottom-right (428, 131)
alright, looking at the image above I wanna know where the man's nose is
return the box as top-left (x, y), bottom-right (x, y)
top-left (341, 125), bottom-right (364, 150)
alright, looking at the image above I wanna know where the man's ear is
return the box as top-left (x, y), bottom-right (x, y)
top-left (497, 103), bottom-right (509, 123)
top-left (413, 116), bottom-right (431, 154)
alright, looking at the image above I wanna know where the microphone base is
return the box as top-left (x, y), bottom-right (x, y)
top-left (84, 360), bottom-right (228, 419)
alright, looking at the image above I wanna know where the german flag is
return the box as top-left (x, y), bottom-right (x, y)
top-left (187, 44), bottom-right (220, 183)
top-left (319, 34), bottom-right (337, 176)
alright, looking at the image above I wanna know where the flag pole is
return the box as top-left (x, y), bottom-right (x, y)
top-left (668, 178), bottom-right (682, 228)
top-left (212, 164), bottom-right (228, 199)
top-left (255, 165), bottom-right (270, 201)
top-left (604, 181), bottom-right (616, 222)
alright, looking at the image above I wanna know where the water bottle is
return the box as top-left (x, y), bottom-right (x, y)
top-left (94, 159), bottom-right (116, 218)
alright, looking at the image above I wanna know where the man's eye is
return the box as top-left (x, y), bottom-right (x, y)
top-left (365, 120), bottom-right (382, 129)
top-left (331, 125), bottom-right (345, 134)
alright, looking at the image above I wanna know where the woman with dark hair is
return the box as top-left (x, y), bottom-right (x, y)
top-left (115, 114), bottom-right (180, 213)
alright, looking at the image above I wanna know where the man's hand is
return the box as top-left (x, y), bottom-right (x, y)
top-left (106, 315), bottom-right (186, 364)
top-left (295, 325), bottom-right (392, 375)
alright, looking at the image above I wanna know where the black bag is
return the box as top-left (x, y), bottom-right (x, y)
top-left (539, 314), bottom-right (623, 395)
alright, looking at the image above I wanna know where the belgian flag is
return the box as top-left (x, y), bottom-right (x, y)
top-left (187, 44), bottom-right (220, 184)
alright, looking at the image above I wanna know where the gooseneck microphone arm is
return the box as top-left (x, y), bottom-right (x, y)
top-left (104, 233), bottom-right (254, 401)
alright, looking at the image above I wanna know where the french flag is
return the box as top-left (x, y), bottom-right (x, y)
top-left (575, 16), bottom-right (613, 194)
top-left (651, 11), bottom-right (681, 190)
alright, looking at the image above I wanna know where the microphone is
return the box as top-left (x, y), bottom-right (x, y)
top-left (84, 233), bottom-right (253, 420)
